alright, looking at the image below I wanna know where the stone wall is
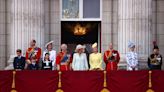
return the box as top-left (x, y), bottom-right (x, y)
top-left (1, 0), bottom-right (164, 70)
top-left (0, 0), bottom-right (7, 69)
top-left (49, 0), bottom-right (60, 52)
top-left (156, 0), bottom-right (164, 69)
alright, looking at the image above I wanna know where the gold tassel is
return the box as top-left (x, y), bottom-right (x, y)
top-left (11, 71), bottom-right (17, 92)
top-left (100, 71), bottom-right (110, 92)
top-left (56, 71), bottom-right (64, 92)
top-left (146, 71), bottom-right (154, 92)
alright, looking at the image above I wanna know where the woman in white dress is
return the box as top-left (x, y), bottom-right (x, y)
top-left (72, 44), bottom-right (89, 71)
top-left (126, 41), bottom-right (138, 71)
top-left (43, 41), bottom-right (56, 70)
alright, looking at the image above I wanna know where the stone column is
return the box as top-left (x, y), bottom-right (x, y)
top-left (0, 0), bottom-right (7, 69)
top-left (101, 0), bottom-right (113, 53)
top-left (118, 0), bottom-right (152, 69)
top-left (49, 0), bottom-right (60, 52)
top-left (156, 0), bottom-right (164, 69)
top-left (5, 0), bottom-right (45, 69)
top-left (7, 0), bottom-right (45, 56)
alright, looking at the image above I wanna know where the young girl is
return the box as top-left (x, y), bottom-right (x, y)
top-left (42, 53), bottom-right (52, 70)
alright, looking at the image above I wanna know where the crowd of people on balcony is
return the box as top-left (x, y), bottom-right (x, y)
top-left (13, 39), bottom-right (163, 71)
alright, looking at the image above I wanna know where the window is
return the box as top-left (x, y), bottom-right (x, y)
top-left (62, 0), bottom-right (79, 18)
top-left (83, 0), bottom-right (100, 18)
top-left (61, 0), bottom-right (101, 21)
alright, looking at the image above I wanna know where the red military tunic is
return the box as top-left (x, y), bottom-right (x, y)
top-left (25, 47), bottom-right (41, 64)
top-left (103, 50), bottom-right (120, 71)
top-left (56, 52), bottom-right (72, 71)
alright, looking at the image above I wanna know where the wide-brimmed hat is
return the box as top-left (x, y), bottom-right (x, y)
top-left (76, 44), bottom-right (85, 50)
top-left (92, 42), bottom-right (97, 48)
top-left (128, 41), bottom-right (135, 48)
top-left (45, 41), bottom-right (54, 48)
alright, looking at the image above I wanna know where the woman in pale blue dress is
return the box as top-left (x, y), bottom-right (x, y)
top-left (72, 44), bottom-right (89, 71)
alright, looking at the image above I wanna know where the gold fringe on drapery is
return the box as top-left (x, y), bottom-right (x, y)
top-left (146, 71), bottom-right (154, 92)
top-left (100, 71), bottom-right (110, 92)
top-left (10, 71), bottom-right (17, 92)
top-left (56, 71), bottom-right (64, 92)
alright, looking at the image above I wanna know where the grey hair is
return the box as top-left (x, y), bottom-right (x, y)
top-left (61, 44), bottom-right (67, 50)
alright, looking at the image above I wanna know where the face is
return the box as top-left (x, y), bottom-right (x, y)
top-left (93, 47), bottom-right (98, 53)
top-left (153, 49), bottom-right (159, 54)
top-left (78, 48), bottom-right (83, 54)
top-left (16, 52), bottom-right (21, 56)
top-left (130, 46), bottom-right (135, 51)
top-left (61, 44), bottom-right (67, 52)
top-left (47, 44), bottom-right (53, 50)
top-left (109, 43), bottom-right (113, 50)
top-left (30, 40), bottom-right (36, 47)
top-left (45, 54), bottom-right (49, 59)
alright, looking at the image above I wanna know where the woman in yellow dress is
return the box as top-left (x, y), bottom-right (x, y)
top-left (89, 43), bottom-right (103, 70)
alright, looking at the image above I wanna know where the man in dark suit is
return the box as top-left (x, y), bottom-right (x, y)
top-left (13, 49), bottom-right (26, 70)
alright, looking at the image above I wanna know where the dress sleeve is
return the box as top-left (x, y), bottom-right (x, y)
top-left (13, 57), bottom-right (16, 69)
top-left (126, 53), bottom-right (132, 67)
top-left (103, 51), bottom-right (108, 65)
top-left (56, 53), bottom-right (61, 65)
top-left (72, 54), bottom-right (76, 70)
top-left (25, 49), bottom-right (29, 60)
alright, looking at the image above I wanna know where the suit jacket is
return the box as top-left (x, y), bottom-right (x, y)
top-left (13, 56), bottom-right (26, 70)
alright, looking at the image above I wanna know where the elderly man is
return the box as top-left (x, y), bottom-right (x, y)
top-left (126, 41), bottom-right (138, 71)
top-left (56, 44), bottom-right (72, 71)
top-left (25, 39), bottom-right (41, 70)
top-left (89, 43), bottom-right (103, 70)
top-left (103, 43), bottom-right (120, 71)
top-left (43, 41), bottom-right (56, 70)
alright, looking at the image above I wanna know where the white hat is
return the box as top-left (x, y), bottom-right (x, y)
top-left (76, 44), bottom-right (85, 50)
top-left (92, 42), bottom-right (97, 48)
top-left (128, 41), bottom-right (135, 48)
top-left (45, 41), bottom-right (54, 48)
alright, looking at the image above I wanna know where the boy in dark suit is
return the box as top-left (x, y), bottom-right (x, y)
top-left (13, 49), bottom-right (26, 70)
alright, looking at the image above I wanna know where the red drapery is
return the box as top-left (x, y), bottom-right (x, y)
top-left (0, 70), bottom-right (164, 92)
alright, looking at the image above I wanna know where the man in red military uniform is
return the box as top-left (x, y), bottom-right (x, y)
top-left (56, 44), bottom-right (72, 71)
top-left (26, 39), bottom-right (41, 70)
top-left (103, 43), bottom-right (120, 71)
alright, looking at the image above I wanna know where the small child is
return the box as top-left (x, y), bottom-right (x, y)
top-left (42, 53), bottom-right (52, 70)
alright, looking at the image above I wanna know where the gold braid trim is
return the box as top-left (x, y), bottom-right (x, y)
top-left (101, 71), bottom-right (110, 92)
top-left (11, 71), bottom-right (17, 92)
top-left (56, 71), bottom-right (64, 92)
top-left (146, 71), bottom-right (154, 92)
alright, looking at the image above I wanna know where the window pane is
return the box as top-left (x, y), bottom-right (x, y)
top-left (62, 0), bottom-right (79, 18)
top-left (83, 0), bottom-right (100, 18)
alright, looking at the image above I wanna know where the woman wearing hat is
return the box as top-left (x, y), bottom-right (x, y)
top-left (89, 43), bottom-right (103, 70)
top-left (43, 41), bottom-right (56, 70)
top-left (126, 41), bottom-right (138, 71)
top-left (72, 44), bottom-right (89, 71)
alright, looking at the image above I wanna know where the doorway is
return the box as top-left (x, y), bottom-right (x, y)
top-left (61, 21), bottom-right (101, 54)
